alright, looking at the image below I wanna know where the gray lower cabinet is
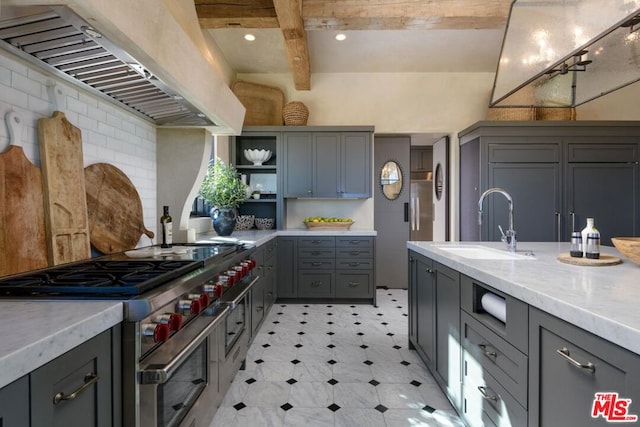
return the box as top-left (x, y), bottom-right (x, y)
top-left (0, 376), bottom-right (29, 425)
top-left (263, 239), bottom-right (277, 311)
top-left (251, 279), bottom-right (265, 335)
top-left (529, 307), bottom-right (640, 427)
top-left (30, 327), bottom-right (118, 427)
top-left (407, 250), bottom-right (460, 402)
top-left (278, 236), bottom-right (375, 302)
top-left (276, 237), bottom-right (297, 298)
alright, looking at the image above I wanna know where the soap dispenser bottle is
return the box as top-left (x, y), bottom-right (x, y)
top-left (581, 217), bottom-right (599, 259)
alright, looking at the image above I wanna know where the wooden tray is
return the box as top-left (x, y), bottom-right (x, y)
top-left (231, 80), bottom-right (284, 126)
top-left (304, 221), bottom-right (354, 230)
top-left (557, 253), bottom-right (622, 266)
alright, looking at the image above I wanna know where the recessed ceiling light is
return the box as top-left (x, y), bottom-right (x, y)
top-left (335, 33), bottom-right (346, 41)
top-left (244, 34), bottom-right (256, 41)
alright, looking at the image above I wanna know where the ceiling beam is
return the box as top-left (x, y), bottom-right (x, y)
top-left (272, 0), bottom-right (311, 90)
top-left (195, 0), bottom-right (279, 28)
top-left (302, 0), bottom-right (511, 30)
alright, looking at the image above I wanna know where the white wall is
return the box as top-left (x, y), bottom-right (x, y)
top-left (0, 51), bottom-right (157, 245)
top-left (237, 72), bottom-right (495, 235)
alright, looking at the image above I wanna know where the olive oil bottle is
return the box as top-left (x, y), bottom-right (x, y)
top-left (160, 205), bottom-right (173, 248)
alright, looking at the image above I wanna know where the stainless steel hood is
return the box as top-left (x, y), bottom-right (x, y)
top-left (491, 0), bottom-right (640, 108)
top-left (0, 3), bottom-right (244, 132)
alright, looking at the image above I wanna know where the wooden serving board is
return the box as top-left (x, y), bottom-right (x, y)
top-left (84, 163), bottom-right (154, 254)
top-left (557, 253), bottom-right (622, 266)
top-left (38, 111), bottom-right (91, 265)
top-left (304, 221), bottom-right (354, 230)
top-left (0, 112), bottom-right (48, 275)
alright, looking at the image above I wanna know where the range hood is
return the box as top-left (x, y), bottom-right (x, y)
top-left (0, 2), bottom-right (244, 133)
top-left (491, 0), bottom-right (640, 108)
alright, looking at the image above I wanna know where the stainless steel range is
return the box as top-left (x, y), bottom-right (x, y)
top-left (0, 242), bottom-right (258, 427)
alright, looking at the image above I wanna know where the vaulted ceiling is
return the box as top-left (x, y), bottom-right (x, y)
top-left (195, 0), bottom-right (512, 90)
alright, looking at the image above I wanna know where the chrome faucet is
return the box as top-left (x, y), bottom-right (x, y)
top-left (478, 188), bottom-right (517, 252)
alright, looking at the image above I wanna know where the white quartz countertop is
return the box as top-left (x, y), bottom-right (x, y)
top-left (407, 241), bottom-right (640, 355)
top-left (0, 301), bottom-right (122, 389)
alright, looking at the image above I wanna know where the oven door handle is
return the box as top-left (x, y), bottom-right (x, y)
top-left (139, 305), bottom-right (230, 385)
top-left (221, 275), bottom-right (260, 309)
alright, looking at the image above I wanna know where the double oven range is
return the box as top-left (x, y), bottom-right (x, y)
top-left (0, 242), bottom-right (258, 427)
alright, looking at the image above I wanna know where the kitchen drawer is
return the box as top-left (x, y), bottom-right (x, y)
top-left (336, 271), bottom-right (372, 298)
top-left (461, 274), bottom-right (528, 354)
top-left (298, 247), bottom-right (336, 258)
top-left (335, 236), bottom-right (373, 248)
top-left (462, 358), bottom-right (527, 427)
top-left (298, 259), bottom-right (335, 270)
top-left (462, 311), bottom-right (527, 407)
top-left (335, 258), bottom-right (374, 270)
top-left (335, 247), bottom-right (374, 258)
top-left (298, 271), bottom-right (334, 297)
top-left (298, 236), bottom-right (335, 248)
top-left (488, 143), bottom-right (560, 163)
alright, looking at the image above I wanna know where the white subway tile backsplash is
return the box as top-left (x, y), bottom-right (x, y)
top-left (0, 68), bottom-right (11, 87)
top-left (0, 83), bottom-right (28, 109)
top-left (66, 96), bottom-right (88, 116)
top-left (12, 71), bottom-right (41, 98)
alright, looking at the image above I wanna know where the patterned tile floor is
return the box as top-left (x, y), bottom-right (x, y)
top-left (210, 288), bottom-right (464, 427)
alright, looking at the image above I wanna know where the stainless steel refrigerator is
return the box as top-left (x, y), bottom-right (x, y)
top-left (410, 176), bottom-right (433, 240)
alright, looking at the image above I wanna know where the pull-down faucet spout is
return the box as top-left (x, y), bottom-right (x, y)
top-left (478, 188), bottom-right (517, 252)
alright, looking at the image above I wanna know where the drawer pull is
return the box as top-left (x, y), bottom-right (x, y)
top-left (311, 240), bottom-right (321, 244)
top-left (348, 281), bottom-right (360, 287)
top-left (425, 268), bottom-right (434, 274)
top-left (349, 251), bottom-right (360, 256)
top-left (311, 262), bottom-right (323, 266)
top-left (556, 347), bottom-right (596, 373)
top-left (477, 386), bottom-right (498, 402)
top-left (311, 281), bottom-right (323, 287)
top-left (478, 343), bottom-right (497, 358)
top-left (311, 251), bottom-right (321, 256)
top-left (348, 240), bottom-right (361, 245)
top-left (53, 372), bottom-right (99, 404)
top-left (349, 262), bottom-right (360, 267)
top-left (256, 305), bottom-right (264, 312)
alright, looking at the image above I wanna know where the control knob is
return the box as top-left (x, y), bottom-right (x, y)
top-left (141, 322), bottom-right (170, 343)
top-left (178, 295), bottom-right (202, 315)
top-left (155, 313), bottom-right (183, 331)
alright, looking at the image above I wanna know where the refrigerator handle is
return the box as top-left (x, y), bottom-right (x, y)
top-left (410, 198), bottom-right (415, 230)
top-left (404, 202), bottom-right (409, 222)
top-left (416, 197), bottom-right (420, 231)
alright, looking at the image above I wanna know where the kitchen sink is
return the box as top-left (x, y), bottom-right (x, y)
top-left (436, 245), bottom-right (534, 260)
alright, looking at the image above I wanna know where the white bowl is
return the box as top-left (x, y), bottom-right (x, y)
top-left (244, 149), bottom-right (272, 165)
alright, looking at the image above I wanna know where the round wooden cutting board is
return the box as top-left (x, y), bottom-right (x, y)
top-left (84, 163), bottom-right (154, 254)
top-left (557, 253), bottom-right (622, 266)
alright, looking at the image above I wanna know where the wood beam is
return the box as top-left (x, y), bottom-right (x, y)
top-left (195, 0), bottom-right (279, 28)
top-left (302, 0), bottom-right (511, 30)
top-left (273, 0), bottom-right (311, 90)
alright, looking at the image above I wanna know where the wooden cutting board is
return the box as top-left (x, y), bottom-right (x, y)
top-left (38, 111), bottom-right (91, 265)
top-left (0, 112), bottom-right (48, 275)
top-left (84, 163), bottom-right (154, 254)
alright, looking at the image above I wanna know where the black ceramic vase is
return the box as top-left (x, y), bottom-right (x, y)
top-left (211, 207), bottom-right (237, 236)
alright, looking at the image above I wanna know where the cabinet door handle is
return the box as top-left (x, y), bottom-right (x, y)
top-left (425, 268), bottom-right (434, 274)
top-left (349, 262), bottom-right (360, 267)
top-left (349, 251), bottom-right (360, 256)
top-left (349, 240), bottom-right (361, 245)
top-left (53, 372), bottom-right (100, 404)
top-left (556, 347), bottom-right (596, 373)
top-left (311, 262), bottom-right (323, 266)
top-left (348, 281), bottom-right (360, 287)
top-left (404, 202), bottom-right (409, 222)
top-left (311, 251), bottom-right (321, 256)
top-left (256, 306), bottom-right (264, 312)
top-left (555, 212), bottom-right (561, 242)
top-left (477, 386), bottom-right (498, 402)
top-left (311, 281), bottom-right (323, 287)
top-left (570, 211), bottom-right (576, 232)
top-left (478, 343), bottom-right (497, 358)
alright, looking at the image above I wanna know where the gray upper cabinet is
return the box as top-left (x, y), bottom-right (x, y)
top-left (459, 122), bottom-right (640, 243)
top-left (283, 132), bottom-right (314, 198)
top-left (283, 128), bottom-right (373, 199)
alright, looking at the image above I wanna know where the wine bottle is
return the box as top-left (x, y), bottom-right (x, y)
top-left (160, 205), bottom-right (173, 248)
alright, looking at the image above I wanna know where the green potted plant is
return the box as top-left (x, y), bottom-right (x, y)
top-left (198, 159), bottom-right (248, 236)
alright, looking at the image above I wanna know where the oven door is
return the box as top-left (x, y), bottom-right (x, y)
top-left (138, 305), bottom-right (229, 427)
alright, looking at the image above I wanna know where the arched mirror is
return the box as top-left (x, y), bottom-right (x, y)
top-left (380, 160), bottom-right (403, 200)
